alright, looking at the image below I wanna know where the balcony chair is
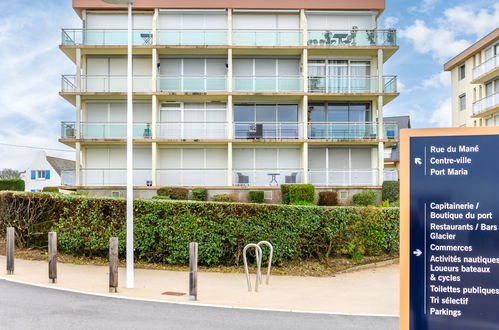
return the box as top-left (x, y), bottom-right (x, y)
top-left (236, 172), bottom-right (249, 186)
top-left (285, 172), bottom-right (298, 184)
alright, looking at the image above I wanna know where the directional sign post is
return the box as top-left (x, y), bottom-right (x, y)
top-left (400, 127), bottom-right (499, 330)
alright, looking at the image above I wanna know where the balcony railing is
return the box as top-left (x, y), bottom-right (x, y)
top-left (157, 29), bottom-right (227, 45)
top-left (157, 122), bottom-right (227, 139)
top-left (473, 92), bottom-right (499, 115)
top-left (61, 170), bottom-right (76, 186)
top-left (472, 55), bottom-right (499, 80)
top-left (309, 169), bottom-right (380, 186)
top-left (234, 122), bottom-right (303, 139)
top-left (61, 122), bottom-right (152, 139)
top-left (157, 76), bottom-right (226, 92)
top-left (233, 169), bottom-right (303, 186)
top-left (383, 168), bottom-right (399, 181)
top-left (61, 75), bottom-right (152, 92)
top-left (233, 30), bottom-right (301, 46)
top-left (308, 76), bottom-right (397, 93)
top-left (158, 169), bottom-right (227, 186)
top-left (62, 29), bottom-right (153, 46)
top-left (308, 122), bottom-right (398, 139)
top-left (81, 168), bottom-right (152, 186)
top-left (233, 76), bottom-right (302, 92)
top-left (307, 29), bottom-right (396, 47)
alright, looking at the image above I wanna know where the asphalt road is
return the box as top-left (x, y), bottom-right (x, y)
top-left (0, 280), bottom-right (398, 330)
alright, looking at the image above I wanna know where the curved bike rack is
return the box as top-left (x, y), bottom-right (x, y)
top-left (243, 243), bottom-right (262, 292)
top-left (257, 241), bottom-right (273, 285)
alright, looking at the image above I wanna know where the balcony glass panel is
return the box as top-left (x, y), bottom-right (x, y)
top-left (233, 169), bottom-right (303, 186)
top-left (473, 92), bottom-right (499, 115)
top-left (157, 77), bottom-right (227, 92)
top-left (81, 169), bottom-right (151, 186)
top-left (308, 76), bottom-right (397, 93)
top-left (157, 123), bottom-right (227, 139)
top-left (308, 169), bottom-right (379, 186)
top-left (307, 30), bottom-right (396, 46)
top-left (157, 169), bottom-right (227, 186)
top-left (61, 75), bottom-right (151, 92)
top-left (77, 123), bottom-right (151, 139)
top-left (234, 122), bottom-right (302, 139)
top-left (472, 55), bottom-right (499, 80)
top-left (157, 30), bottom-right (227, 45)
top-left (307, 122), bottom-right (398, 139)
top-left (233, 30), bottom-right (301, 46)
top-left (62, 29), bottom-right (153, 45)
top-left (233, 77), bottom-right (302, 92)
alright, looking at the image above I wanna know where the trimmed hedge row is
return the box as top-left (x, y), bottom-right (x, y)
top-left (0, 192), bottom-right (399, 266)
top-left (0, 179), bottom-right (25, 192)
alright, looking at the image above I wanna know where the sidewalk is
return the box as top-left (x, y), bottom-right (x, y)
top-left (0, 256), bottom-right (399, 315)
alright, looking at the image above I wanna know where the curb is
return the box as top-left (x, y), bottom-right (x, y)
top-left (336, 258), bottom-right (400, 274)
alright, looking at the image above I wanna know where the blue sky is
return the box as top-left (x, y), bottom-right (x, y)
top-left (0, 0), bottom-right (498, 170)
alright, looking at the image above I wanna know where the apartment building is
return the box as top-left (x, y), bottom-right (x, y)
top-left (59, 0), bottom-right (399, 198)
top-left (444, 28), bottom-right (499, 127)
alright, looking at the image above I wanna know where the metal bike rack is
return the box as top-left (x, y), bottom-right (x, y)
top-left (243, 243), bottom-right (262, 292)
top-left (257, 241), bottom-right (273, 285)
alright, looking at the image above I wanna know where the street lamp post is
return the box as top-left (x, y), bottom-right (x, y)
top-left (102, 0), bottom-right (135, 289)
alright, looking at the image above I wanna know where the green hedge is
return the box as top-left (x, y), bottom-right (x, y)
top-left (289, 184), bottom-right (315, 204)
top-left (0, 192), bottom-right (399, 266)
top-left (249, 190), bottom-right (264, 203)
top-left (157, 187), bottom-right (188, 200)
top-left (382, 181), bottom-right (399, 202)
top-left (192, 188), bottom-right (208, 201)
top-left (352, 190), bottom-right (378, 206)
top-left (0, 179), bottom-right (25, 191)
top-left (211, 194), bottom-right (234, 202)
top-left (42, 187), bottom-right (59, 193)
top-left (280, 185), bottom-right (290, 204)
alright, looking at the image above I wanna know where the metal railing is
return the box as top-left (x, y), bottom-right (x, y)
top-left (233, 169), bottom-right (303, 186)
top-left (308, 75), bottom-right (397, 93)
top-left (61, 122), bottom-right (152, 139)
top-left (157, 76), bottom-right (227, 92)
top-left (233, 29), bottom-right (301, 46)
top-left (234, 122), bottom-right (303, 139)
top-left (61, 122), bottom-right (76, 138)
top-left (80, 168), bottom-right (152, 186)
top-left (308, 122), bottom-right (398, 139)
top-left (61, 29), bottom-right (153, 45)
top-left (383, 168), bottom-right (399, 181)
top-left (157, 122), bottom-right (227, 139)
top-left (61, 170), bottom-right (76, 186)
top-left (233, 76), bottom-right (303, 92)
top-left (61, 75), bottom-right (152, 92)
top-left (308, 169), bottom-right (380, 186)
top-left (157, 29), bottom-right (227, 45)
top-left (307, 29), bottom-right (396, 47)
top-left (472, 55), bottom-right (499, 80)
top-left (472, 92), bottom-right (499, 115)
top-left (157, 169), bottom-right (227, 186)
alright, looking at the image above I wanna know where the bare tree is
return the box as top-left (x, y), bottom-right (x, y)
top-left (0, 169), bottom-right (21, 179)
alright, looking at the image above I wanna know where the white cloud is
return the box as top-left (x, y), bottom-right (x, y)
top-left (421, 71), bottom-right (451, 89)
top-left (409, 0), bottom-right (439, 13)
top-left (399, 20), bottom-right (470, 62)
top-left (381, 16), bottom-right (399, 29)
top-left (443, 4), bottom-right (499, 37)
top-left (428, 98), bottom-right (452, 127)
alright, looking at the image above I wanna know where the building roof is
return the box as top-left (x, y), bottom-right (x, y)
top-left (384, 115), bottom-right (411, 162)
top-left (46, 156), bottom-right (75, 176)
top-left (72, 0), bottom-right (385, 14)
top-left (444, 28), bottom-right (499, 71)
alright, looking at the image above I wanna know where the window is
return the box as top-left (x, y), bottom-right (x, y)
top-left (459, 94), bottom-right (466, 111)
top-left (308, 59), bottom-right (371, 92)
top-left (458, 64), bottom-right (465, 80)
top-left (234, 104), bottom-right (298, 123)
top-left (31, 170), bottom-right (50, 180)
top-left (160, 102), bottom-right (226, 123)
top-left (308, 102), bottom-right (371, 122)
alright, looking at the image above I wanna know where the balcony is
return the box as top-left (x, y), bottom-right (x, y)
top-left (157, 29), bottom-right (227, 45)
top-left (158, 169), bottom-right (227, 186)
top-left (309, 169), bottom-right (380, 186)
top-left (472, 92), bottom-right (499, 116)
top-left (383, 168), bottom-right (399, 181)
top-left (233, 30), bottom-right (302, 46)
top-left (308, 76), bottom-right (397, 93)
top-left (308, 122), bottom-right (398, 140)
top-left (472, 55), bottom-right (499, 82)
top-left (234, 122), bottom-right (303, 139)
top-left (62, 29), bottom-right (153, 46)
top-left (233, 169), bottom-right (303, 186)
top-left (233, 76), bottom-right (302, 92)
top-left (81, 168), bottom-right (152, 186)
top-left (61, 75), bottom-right (152, 93)
top-left (61, 122), bottom-right (152, 139)
top-left (157, 76), bottom-right (227, 92)
top-left (307, 29), bottom-right (396, 47)
top-left (157, 122), bottom-right (227, 139)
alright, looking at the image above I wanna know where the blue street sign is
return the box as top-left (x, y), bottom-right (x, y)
top-left (409, 134), bottom-right (499, 329)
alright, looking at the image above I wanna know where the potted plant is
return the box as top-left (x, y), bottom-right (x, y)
top-left (65, 123), bottom-right (75, 138)
top-left (350, 26), bottom-right (358, 45)
top-left (143, 123), bottom-right (152, 139)
top-left (324, 31), bottom-right (333, 45)
top-left (366, 30), bottom-right (376, 45)
top-left (319, 39), bottom-right (325, 45)
top-left (309, 77), bottom-right (321, 92)
top-left (386, 29), bottom-right (396, 45)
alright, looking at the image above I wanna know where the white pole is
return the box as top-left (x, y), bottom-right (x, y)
top-left (126, 1), bottom-right (134, 289)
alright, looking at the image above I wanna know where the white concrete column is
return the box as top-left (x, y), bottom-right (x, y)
top-left (152, 9), bottom-right (158, 45)
top-left (76, 96), bottom-right (81, 139)
top-left (227, 142), bottom-right (233, 186)
top-left (302, 95), bottom-right (308, 139)
top-left (152, 48), bottom-right (158, 92)
top-left (377, 94), bottom-right (385, 186)
top-left (378, 141), bottom-right (384, 186)
top-left (302, 142), bottom-right (308, 184)
top-left (227, 95), bottom-right (233, 139)
top-left (152, 142), bottom-right (157, 186)
top-left (300, 9), bottom-right (307, 46)
top-left (227, 48), bottom-right (233, 93)
top-left (302, 49), bottom-right (308, 93)
top-left (377, 48), bottom-right (383, 93)
top-left (227, 9), bottom-right (233, 46)
top-left (152, 95), bottom-right (158, 139)
top-left (76, 48), bottom-right (82, 92)
top-left (75, 142), bottom-right (81, 186)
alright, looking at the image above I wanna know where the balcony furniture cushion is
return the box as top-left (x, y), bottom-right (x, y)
top-left (285, 172), bottom-right (298, 184)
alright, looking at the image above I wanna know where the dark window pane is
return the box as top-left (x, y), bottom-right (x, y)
top-left (234, 105), bottom-right (254, 122)
top-left (329, 110), bottom-right (348, 122)
top-left (256, 104), bottom-right (276, 122)
top-left (278, 104), bottom-right (298, 122)
top-left (310, 110), bottom-right (326, 122)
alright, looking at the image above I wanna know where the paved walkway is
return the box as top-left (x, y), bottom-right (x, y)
top-left (0, 256), bottom-right (399, 315)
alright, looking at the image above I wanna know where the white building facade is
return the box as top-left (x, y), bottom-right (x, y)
top-left (60, 0), bottom-right (399, 191)
top-left (21, 152), bottom-right (75, 192)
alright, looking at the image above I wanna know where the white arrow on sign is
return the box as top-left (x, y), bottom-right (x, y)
top-left (414, 158), bottom-right (422, 165)
top-left (413, 249), bottom-right (422, 257)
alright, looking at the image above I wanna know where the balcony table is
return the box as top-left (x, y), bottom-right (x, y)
top-left (333, 33), bottom-right (349, 44)
top-left (140, 33), bottom-right (152, 45)
top-left (267, 173), bottom-right (280, 186)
